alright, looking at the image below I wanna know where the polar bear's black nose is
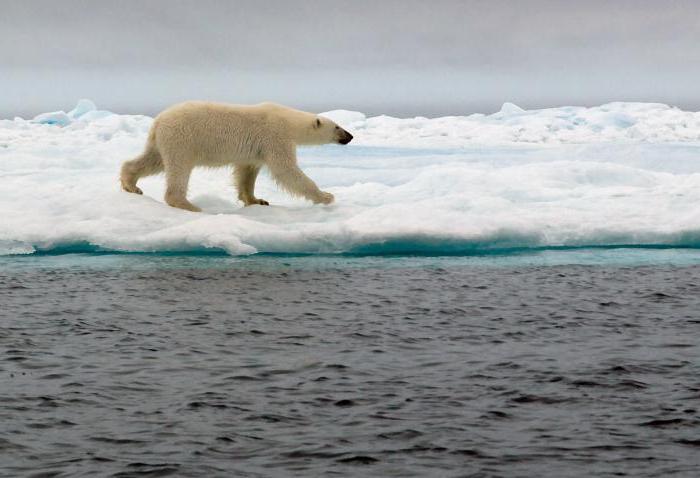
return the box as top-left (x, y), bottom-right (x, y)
top-left (339, 130), bottom-right (353, 145)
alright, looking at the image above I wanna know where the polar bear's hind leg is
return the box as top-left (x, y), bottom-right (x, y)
top-left (120, 147), bottom-right (163, 195)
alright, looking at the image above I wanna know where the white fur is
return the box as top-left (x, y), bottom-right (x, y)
top-left (120, 101), bottom-right (351, 211)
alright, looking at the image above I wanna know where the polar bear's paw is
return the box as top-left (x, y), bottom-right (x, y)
top-left (121, 180), bottom-right (143, 195)
top-left (315, 191), bottom-right (335, 205)
top-left (125, 185), bottom-right (143, 195)
top-left (243, 198), bottom-right (270, 206)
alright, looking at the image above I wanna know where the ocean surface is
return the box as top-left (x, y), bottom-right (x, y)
top-left (2, 251), bottom-right (700, 477)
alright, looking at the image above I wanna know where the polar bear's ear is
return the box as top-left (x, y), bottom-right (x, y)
top-left (314, 118), bottom-right (321, 129)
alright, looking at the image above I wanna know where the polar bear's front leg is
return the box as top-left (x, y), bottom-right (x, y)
top-left (266, 149), bottom-right (334, 204)
top-left (233, 165), bottom-right (269, 206)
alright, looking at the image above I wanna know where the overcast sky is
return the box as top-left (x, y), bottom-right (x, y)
top-left (2, 0), bottom-right (700, 117)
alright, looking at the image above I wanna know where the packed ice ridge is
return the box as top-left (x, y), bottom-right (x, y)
top-left (0, 100), bottom-right (699, 255)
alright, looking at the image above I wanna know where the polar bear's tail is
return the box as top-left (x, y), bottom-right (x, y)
top-left (120, 127), bottom-right (163, 194)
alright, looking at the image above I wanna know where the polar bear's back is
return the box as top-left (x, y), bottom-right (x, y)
top-left (151, 101), bottom-right (294, 164)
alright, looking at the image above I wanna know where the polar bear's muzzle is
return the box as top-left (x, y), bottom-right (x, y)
top-left (338, 129), bottom-right (353, 145)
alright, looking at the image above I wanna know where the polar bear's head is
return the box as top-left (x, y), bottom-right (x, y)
top-left (305, 116), bottom-right (353, 146)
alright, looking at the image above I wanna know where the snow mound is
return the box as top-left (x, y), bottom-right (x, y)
top-left (2, 100), bottom-right (700, 256)
top-left (498, 102), bottom-right (526, 115)
top-left (320, 110), bottom-right (367, 126)
top-left (320, 102), bottom-right (700, 147)
top-left (32, 99), bottom-right (113, 126)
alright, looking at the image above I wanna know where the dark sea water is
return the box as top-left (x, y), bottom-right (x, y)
top-left (2, 251), bottom-right (700, 477)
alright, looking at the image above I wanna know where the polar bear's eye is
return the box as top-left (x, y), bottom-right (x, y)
top-left (315, 118), bottom-right (321, 128)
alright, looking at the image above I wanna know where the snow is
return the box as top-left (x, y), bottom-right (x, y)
top-left (323, 101), bottom-right (700, 147)
top-left (1, 100), bottom-right (700, 256)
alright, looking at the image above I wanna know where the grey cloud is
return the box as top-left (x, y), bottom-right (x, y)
top-left (2, 0), bottom-right (699, 116)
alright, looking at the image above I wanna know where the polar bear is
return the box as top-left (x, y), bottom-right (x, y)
top-left (120, 101), bottom-right (353, 212)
